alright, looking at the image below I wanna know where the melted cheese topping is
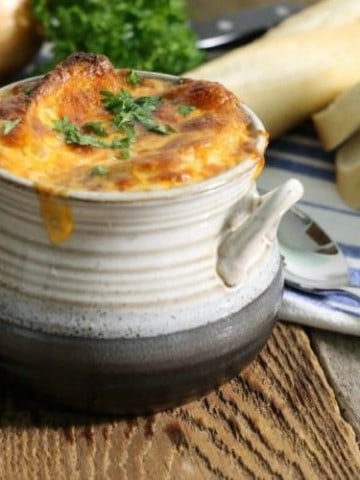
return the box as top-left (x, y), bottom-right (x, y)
top-left (0, 54), bottom-right (264, 193)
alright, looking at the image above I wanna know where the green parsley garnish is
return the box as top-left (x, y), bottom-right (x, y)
top-left (23, 87), bottom-right (34, 96)
top-left (31, 0), bottom-right (204, 75)
top-left (117, 149), bottom-right (130, 160)
top-left (90, 165), bottom-right (109, 176)
top-left (53, 89), bottom-right (177, 157)
top-left (128, 70), bottom-right (140, 86)
top-left (141, 121), bottom-right (177, 134)
top-left (53, 116), bottom-right (136, 156)
top-left (101, 89), bottom-right (173, 136)
top-left (53, 117), bottom-right (105, 147)
top-left (109, 137), bottom-right (133, 159)
top-left (2, 119), bottom-right (21, 135)
top-left (177, 104), bottom-right (195, 116)
top-left (84, 121), bottom-right (108, 137)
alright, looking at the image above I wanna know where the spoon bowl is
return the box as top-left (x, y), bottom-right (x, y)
top-left (278, 207), bottom-right (360, 303)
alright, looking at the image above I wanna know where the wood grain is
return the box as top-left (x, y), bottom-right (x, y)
top-left (311, 330), bottom-right (360, 439)
top-left (1, 323), bottom-right (359, 480)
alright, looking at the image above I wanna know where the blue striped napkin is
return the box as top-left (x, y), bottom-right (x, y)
top-left (258, 122), bottom-right (360, 336)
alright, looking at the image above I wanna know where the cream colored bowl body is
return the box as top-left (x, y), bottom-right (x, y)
top-left (0, 76), bottom-right (303, 339)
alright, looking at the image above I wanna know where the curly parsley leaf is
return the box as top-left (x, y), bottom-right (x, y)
top-left (177, 104), bottom-right (195, 116)
top-left (128, 70), bottom-right (141, 86)
top-left (101, 90), bottom-right (173, 135)
top-left (53, 88), bottom-right (177, 157)
top-left (90, 165), bottom-right (108, 176)
top-left (89, 153), bottom-right (130, 178)
top-left (83, 121), bottom-right (108, 137)
top-left (53, 117), bottom-right (105, 147)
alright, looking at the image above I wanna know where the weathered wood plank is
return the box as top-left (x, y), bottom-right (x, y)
top-left (0, 323), bottom-right (359, 479)
top-left (311, 330), bottom-right (360, 439)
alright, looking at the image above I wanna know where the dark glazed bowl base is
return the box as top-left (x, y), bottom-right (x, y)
top-left (0, 267), bottom-right (283, 415)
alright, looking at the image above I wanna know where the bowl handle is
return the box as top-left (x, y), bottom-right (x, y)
top-left (217, 178), bottom-right (303, 287)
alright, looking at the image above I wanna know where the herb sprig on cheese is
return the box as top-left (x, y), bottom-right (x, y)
top-left (53, 89), bottom-right (179, 164)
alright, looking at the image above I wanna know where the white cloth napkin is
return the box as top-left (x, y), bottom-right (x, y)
top-left (257, 122), bottom-right (360, 335)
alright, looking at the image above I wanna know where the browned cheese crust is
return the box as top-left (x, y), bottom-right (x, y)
top-left (0, 53), bottom-right (264, 192)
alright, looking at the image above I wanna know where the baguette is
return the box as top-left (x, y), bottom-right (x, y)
top-left (312, 82), bottom-right (360, 151)
top-left (336, 131), bottom-right (360, 209)
top-left (187, 22), bottom-right (360, 138)
top-left (266, 0), bottom-right (360, 37)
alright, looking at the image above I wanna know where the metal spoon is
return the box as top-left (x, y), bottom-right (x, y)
top-left (278, 206), bottom-right (360, 302)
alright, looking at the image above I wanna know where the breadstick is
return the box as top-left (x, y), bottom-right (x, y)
top-left (313, 82), bottom-right (360, 151)
top-left (336, 131), bottom-right (360, 209)
top-left (187, 22), bottom-right (360, 138)
top-left (266, 0), bottom-right (360, 37)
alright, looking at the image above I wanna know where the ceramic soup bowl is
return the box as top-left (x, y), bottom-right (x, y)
top-left (0, 72), bottom-right (303, 413)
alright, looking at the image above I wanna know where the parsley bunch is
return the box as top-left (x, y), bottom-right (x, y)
top-left (102, 89), bottom-right (175, 135)
top-left (32, 0), bottom-right (204, 75)
top-left (52, 83), bottom-right (182, 162)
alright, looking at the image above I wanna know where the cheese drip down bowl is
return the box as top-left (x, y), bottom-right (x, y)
top-left (0, 53), bottom-right (303, 413)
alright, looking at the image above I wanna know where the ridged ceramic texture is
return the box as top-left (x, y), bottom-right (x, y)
top-left (0, 161), bottom-right (257, 304)
top-left (0, 74), bottom-right (287, 339)
top-left (0, 160), bottom-right (282, 338)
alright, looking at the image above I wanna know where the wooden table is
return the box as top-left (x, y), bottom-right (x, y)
top-left (1, 323), bottom-right (359, 478)
top-left (1, 1), bottom-right (360, 478)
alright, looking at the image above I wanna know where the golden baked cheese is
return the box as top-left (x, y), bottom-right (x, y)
top-left (0, 53), bottom-right (264, 193)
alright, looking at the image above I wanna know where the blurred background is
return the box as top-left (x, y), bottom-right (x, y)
top-left (188, 0), bottom-right (318, 20)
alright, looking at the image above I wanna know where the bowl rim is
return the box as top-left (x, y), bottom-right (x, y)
top-left (0, 71), bottom-right (268, 203)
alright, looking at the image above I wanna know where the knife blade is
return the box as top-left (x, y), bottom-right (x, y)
top-left (191, 4), bottom-right (302, 50)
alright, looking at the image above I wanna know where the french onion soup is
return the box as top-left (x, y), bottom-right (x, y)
top-left (0, 53), bottom-right (265, 193)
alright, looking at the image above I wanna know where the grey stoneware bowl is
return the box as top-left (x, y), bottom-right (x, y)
top-left (0, 269), bottom-right (282, 414)
top-left (0, 72), bottom-right (303, 414)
